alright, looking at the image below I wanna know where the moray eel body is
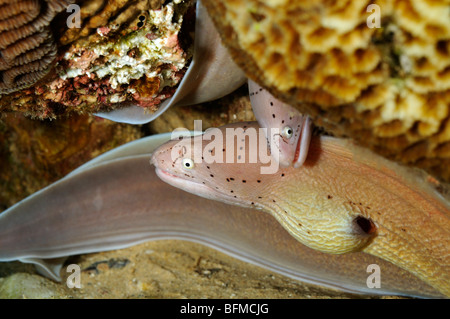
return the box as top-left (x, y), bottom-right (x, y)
top-left (249, 80), bottom-right (312, 167)
top-left (0, 130), bottom-right (446, 297)
top-left (151, 122), bottom-right (450, 297)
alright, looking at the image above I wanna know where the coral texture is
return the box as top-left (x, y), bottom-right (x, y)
top-left (202, 0), bottom-right (450, 181)
top-left (58, 0), bottom-right (165, 46)
top-left (0, 0), bottom-right (74, 94)
top-left (0, 0), bottom-right (194, 118)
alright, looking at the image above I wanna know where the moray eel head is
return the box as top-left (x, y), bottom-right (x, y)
top-left (151, 122), bottom-right (377, 255)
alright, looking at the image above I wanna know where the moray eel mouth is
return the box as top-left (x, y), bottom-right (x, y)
top-left (292, 116), bottom-right (311, 167)
top-left (293, 121), bottom-right (303, 164)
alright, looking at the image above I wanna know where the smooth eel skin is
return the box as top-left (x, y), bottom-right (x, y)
top-left (0, 132), bottom-right (446, 298)
top-left (152, 122), bottom-right (450, 297)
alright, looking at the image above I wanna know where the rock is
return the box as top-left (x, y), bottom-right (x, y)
top-left (0, 241), bottom-right (385, 299)
top-left (0, 273), bottom-right (68, 299)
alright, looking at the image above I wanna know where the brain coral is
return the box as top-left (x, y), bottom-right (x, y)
top-left (202, 0), bottom-right (450, 182)
top-left (0, 0), bottom-right (74, 94)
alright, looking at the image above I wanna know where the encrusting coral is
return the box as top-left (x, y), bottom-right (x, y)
top-left (58, 0), bottom-right (166, 46)
top-left (0, 0), bottom-right (194, 118)
top-left (202, 0), bottom-right (450, 182)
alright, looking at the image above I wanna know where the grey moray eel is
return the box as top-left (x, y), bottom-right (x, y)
top-left (0, 128), bottom-right (447, 298)
top-left (0, 0), bottom-right (448, 299)
top-left (151, 122), bottom-right (450, 297)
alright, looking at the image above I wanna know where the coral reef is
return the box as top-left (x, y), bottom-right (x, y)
top-left (0, 1), bottom-right (447, 299)
top-left (202, 0), bottom-right (450, 182)
top-left (58, 0), bottom-right (166, 46)
top-left (0, 0), bottom-right (194, 118)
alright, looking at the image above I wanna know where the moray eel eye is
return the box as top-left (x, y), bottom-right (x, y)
top-left (182, 158), bottom-right (194, 170)
top-left (281, 126), bottom-right (293, 139)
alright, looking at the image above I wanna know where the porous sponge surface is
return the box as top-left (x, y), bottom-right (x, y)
top-left (204, 0), bottom-right (450, 181)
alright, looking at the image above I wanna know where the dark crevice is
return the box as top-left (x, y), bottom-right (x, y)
top-left (354, 216), bottom-right (377, 235)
